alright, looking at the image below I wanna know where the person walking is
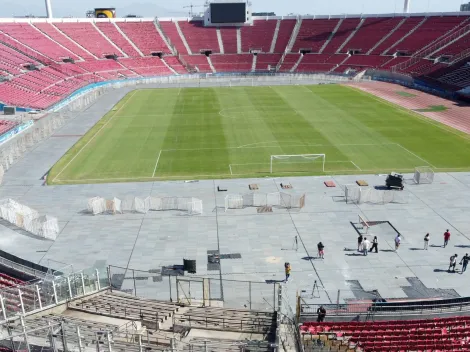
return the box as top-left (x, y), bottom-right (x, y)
top-left (357, 235), bottom-right (363, 252)
top-left (317, 242), bottom-right (325, 259)
top-left (460, 254), bottom-right (470, 274)
top-left (370, 236), bottom-right (378, 253)
top-left (424, 233), bottom-right (430, 250)
top-left (317, 306), bottom-right (326, 322)
top-left (362, 237), bottom-right (371, 256)
top-left (284, 262), bottom-right (291, 282)
top-left (444, 229), bottom-right (451, 248)
top-left (395, 234), bottom-right (401, 251)
top-left (449, 254), bottom-right (458, 272)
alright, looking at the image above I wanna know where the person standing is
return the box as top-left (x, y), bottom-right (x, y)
top-left (449, 254), bottom-right (458, 272)
top-left (284, 262), bottom-right (291, 282)
top-left (357, 235), bottom-right (363, 252)
top-left (424, 233), bottom-right (430, 250)
top-left (370, 236), bottom-right (378, 253)
top-left (444, 230), bottom-right (451, 248)
top-left (460, 254), bottom-right (470, 274)
top-left (395, 234), bottom-right (401, 251)
top-left (317, 242), bottom-right (325, 259)
top-left (317, 306), bottom-right (326, 322)
top-left (362, 237), bottom-right (371, 256)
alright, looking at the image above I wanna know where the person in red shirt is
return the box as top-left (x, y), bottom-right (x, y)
top-left (444, 230), bottom-right (451, 248)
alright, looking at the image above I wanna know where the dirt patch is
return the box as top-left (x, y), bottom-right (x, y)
top-left (345, 82), bottom-right (470, 135)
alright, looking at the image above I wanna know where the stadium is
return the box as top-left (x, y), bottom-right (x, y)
top-left (0, 0), bottom-right (470, 350)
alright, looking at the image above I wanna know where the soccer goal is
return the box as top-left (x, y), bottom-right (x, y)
top-left (413, 166), bottom-right (434, 184)
top-left (270, 154), bottom-right (325, 173)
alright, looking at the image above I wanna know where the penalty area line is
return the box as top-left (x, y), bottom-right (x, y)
top-left (152, 150), bottom-right (162, 177)
top-left (350, 161), bottom-right (362, 171)
top-left (394, 143), bottom-right (437, 169)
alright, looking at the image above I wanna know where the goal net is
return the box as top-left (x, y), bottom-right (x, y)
top-left (225, 192), bottom-right (306, 211)
top-left (413, 166), bottom-right (434, 184)
top-left (270, 154), bottom-right (325, 173)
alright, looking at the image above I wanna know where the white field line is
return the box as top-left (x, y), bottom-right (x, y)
top-left (52, 91), bottom-right (137, 182)
top-left (152, 150), bottom-right (162, 177)
top-left (164, 143), bottom-right (397, 152)
top-left (229, 164), bottom-right (233, 175)
top-left (350, 161), bottom-right (362, 171)
top-left (394, 143), bottom-right (437, 169)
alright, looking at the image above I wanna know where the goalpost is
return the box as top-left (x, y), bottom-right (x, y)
top-left (270, 154), bottom-right (325, 173)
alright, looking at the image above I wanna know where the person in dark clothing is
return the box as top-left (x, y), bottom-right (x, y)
top-left (317, 306), bottom-right (326, 322)
top-left (370, 236), bottom-right (378, 253)
top-left (357, 235), bottom-right (363, 251)
top-left (460, 254), bottom-right (470, 274)
top-left (317, 242), bottom-right (325, 259)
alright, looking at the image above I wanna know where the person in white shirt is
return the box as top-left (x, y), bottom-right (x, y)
top-left (362, 237), bottom-right (371, 256)
top-left (395, 234), bottom-right (401, 251)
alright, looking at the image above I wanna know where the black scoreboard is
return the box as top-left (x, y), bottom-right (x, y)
top-left (210, 3), bottom-right (246, 23)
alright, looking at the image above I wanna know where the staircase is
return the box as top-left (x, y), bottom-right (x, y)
top-left (367, 18), bottom-right (406, 55)
top-left (319, 18), bottom-right (343, 54)
top-left (27, 23), bottom-right (82, 62)
top-left (216, 28), bottom-right (224, 54)
top-left (382, 17), bottom-right (428, 55)
top-left (113, 22), bottom-right (144, 56)
top-left (331, 54), bottom-right (351, 72)
top-left (161, 58), bottom-right (178, 75)
top-left (286, 17), bottom-right (302, 53)
top-left (207, 55), bottom-right (216, 73)
top-left (0, 31), bottom-right (53, 65)
top-left (337, 18), bottom-right (365, 53)
top-left (51, 23), bottom-right (98, 59)
top-left (92, 22), bottom-right (127, 57)
top-left (175, 21), bottom-right (192, 55)
top-left (251, 54), bottom-right (257, 72)
top-left (236, 28), bottom-right (242, 54)
top-left (270, 20), bottom-right (281, 53)
top-left (290, 54), bottom-right (304, 72)
top-left (154, 19), bottom-right (175, 55)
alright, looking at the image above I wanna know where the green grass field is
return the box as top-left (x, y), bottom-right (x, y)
top-left (48, 85), bottom-right (470, 184)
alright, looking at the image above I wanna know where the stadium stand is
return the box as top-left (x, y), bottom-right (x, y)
top-left (301, 318), bottom-right (470, 351)
top-left (1, 14), bottom-right (470, 109)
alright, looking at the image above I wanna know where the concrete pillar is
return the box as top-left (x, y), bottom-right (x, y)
top-left (45, 0), bottom-right (53, 18)
top-left (403, 0), bottom-right (411, 13)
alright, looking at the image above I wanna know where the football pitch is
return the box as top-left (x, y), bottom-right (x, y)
top-left (48, 84), bottom-right (470, 184)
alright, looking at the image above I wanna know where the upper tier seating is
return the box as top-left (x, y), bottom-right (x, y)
top-left (386, 16), bottom-right (467, 55)
top-left (275, 19), bottom-right (296, 53)
top-left (33, 23), bottom-right (93, 60)
top-left (371, 17), bottom-right (424, 55)
top-left (95, 22), bottom-right (141, 57)
top-left (322, 18), bottom-right (362, 54)
top-left (211, 54), bottom-right (253, 72)
top-left (54, 23), bottom-right (121, 58)
top-left (178, 21), bottom-right (220, 54)
top-left (159, 21), bottom-right (189, 55)
top-left (301, 317), bottom-right (470, 352)
top-left (220, 27), bottom-right (238, 54)
top-left (241, 20), bottom-right (277, 53)
top-left (345, 17), bottom-right (404, 54)
top-left (431, 31), bottom-right (470, 57)
top-left (117, 22), bottom-right (170, 55)
top-left (291, 19), bottom-right (340, 53)
top-left (0, 23), bottom-right (81, 62)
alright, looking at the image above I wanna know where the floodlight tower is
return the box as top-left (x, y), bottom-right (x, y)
top-left (45, 0), bottom-right (53, 18)
top-left (403, 0), bottom-right (411, 13)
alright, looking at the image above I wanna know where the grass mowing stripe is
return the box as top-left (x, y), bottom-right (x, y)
top-left (48, 90), bottom-right (137, 184)
top-left (48, 85), bottom-right (470, 184)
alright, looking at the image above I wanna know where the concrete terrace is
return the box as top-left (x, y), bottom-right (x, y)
top-left (1, 87), bottom-right (470, 310)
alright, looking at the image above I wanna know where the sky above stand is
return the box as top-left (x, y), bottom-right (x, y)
top-left (0, 0), bottom-right (467, 18)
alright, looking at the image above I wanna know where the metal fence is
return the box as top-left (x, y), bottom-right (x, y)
top-left (108, 265), bottom-right (280, 311)
top-left (0, 267), bottom-right (107, 323)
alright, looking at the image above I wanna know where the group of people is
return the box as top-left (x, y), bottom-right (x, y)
top-left (449, 253), bottom-right (470, 273)
top-left (357, 235), bottom-right (379, 255)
